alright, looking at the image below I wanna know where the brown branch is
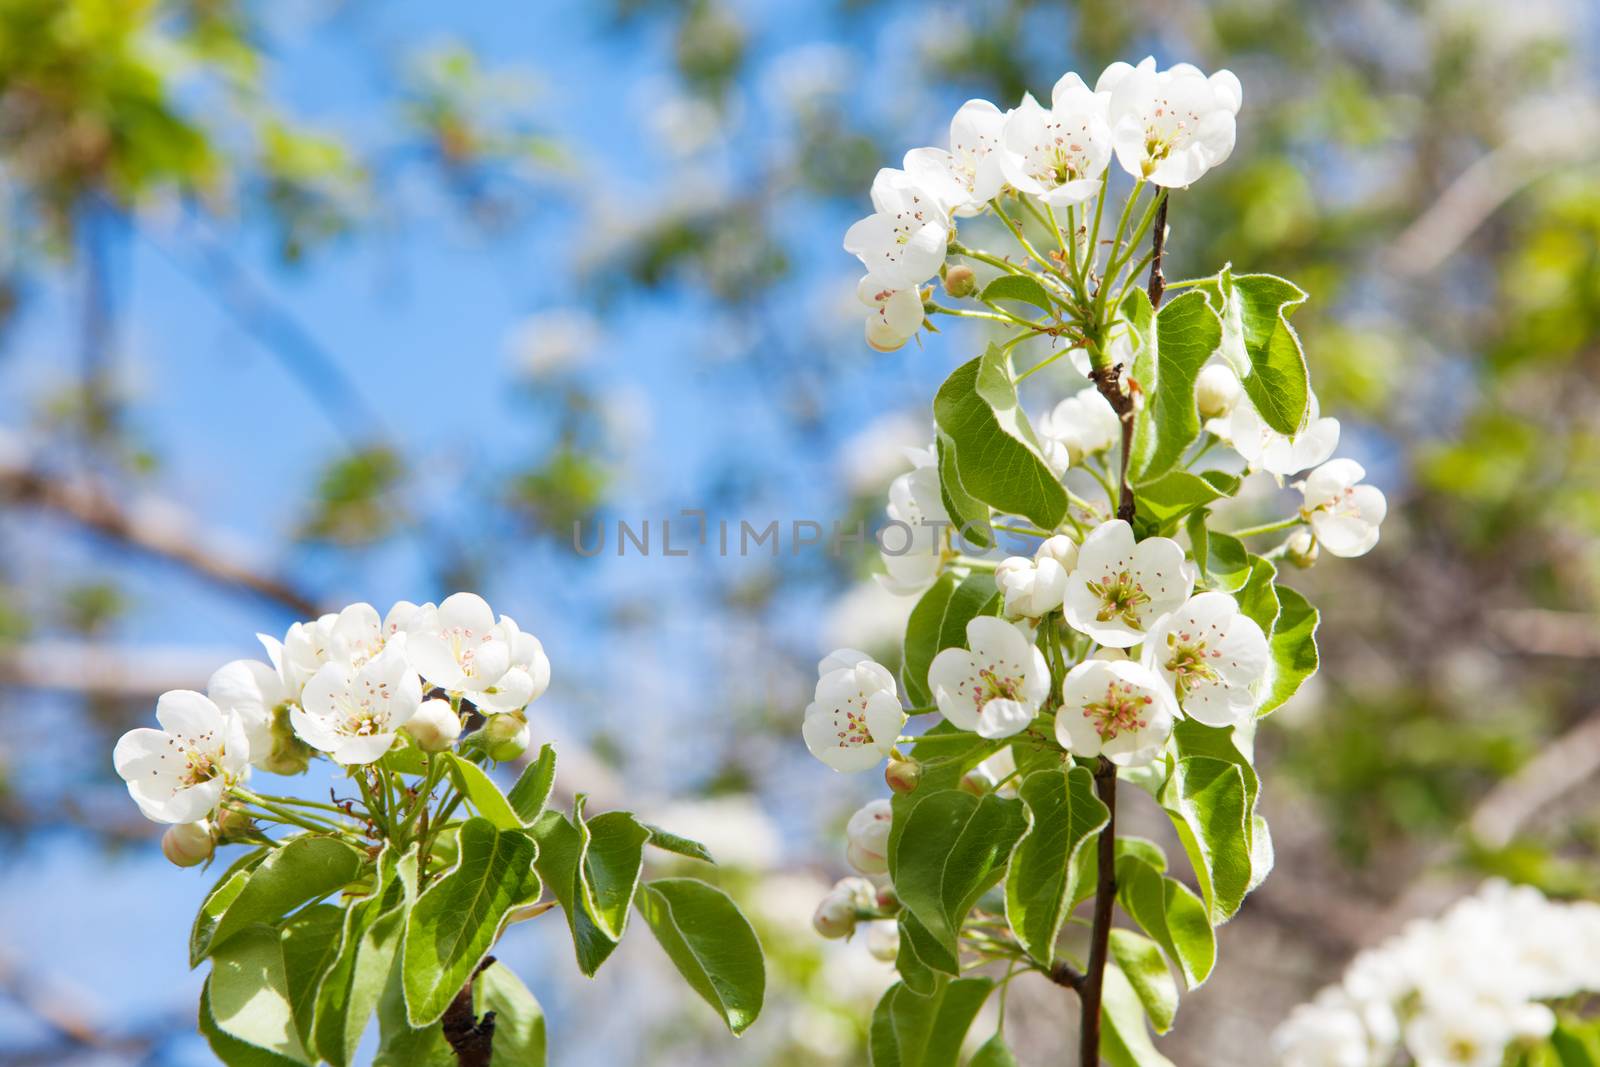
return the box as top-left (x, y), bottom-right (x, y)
top-left (0, 460), bottom-right (320, 616)
top-left (1079, 758), bottom-right (1118, 1066)
top-left (1048, 959), bottom-right (1086, 991)
top-left (441, 956), bottom-right (498, 1067)
top-left (1146, 196), bottom-right (1168, 310)
top-left (1088, 367), bottom-right (1135, 522)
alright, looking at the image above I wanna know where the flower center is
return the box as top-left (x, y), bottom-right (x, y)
top-left (970, 667), bottom-right (1023, 709)
top-left (1086, 570), bottom-right (1151, 628)
top-left (1081, 680), bottom-right (1153, 742)
top-left (179, 748), bottom-right (219, 788)
top-left (835, 695), bottom-right (878, 749)
top-left (1163, 631), bottom-right (1222, 696)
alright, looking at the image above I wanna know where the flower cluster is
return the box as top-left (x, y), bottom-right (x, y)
top-left (1272, 881), bottom-right (1600, 1067)
top-left (846, 57), bottom-right (1241, 351)
top-left (113, 593), bottom-right (549, 858)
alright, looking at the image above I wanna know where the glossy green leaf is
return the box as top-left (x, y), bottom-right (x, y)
top-left (1116, 854), bottom-right (1216, 989)
top-left (1196, 268), bottom-right (1310, 435)
top-left (1100, 964), bottom-right (1177, 1067)
top-left (201, 975), bottom-right (308, 1067)
top-left (933, 344), bottom-right (1069, 530)
top-left (402, 818), bottom-right (540, 1025)
top-left (1109, 929), bottom-right (1179, 1033)
top-left (1186, 513), bottom-right (1250, 593)
top-left (200, 837), bottom-right (364, 963)
top-left (895, 910), bottom-right (942, 996)
top-left (868, 978), bottom-right (994, 1067)
top-left (901, 571), bottom-right (999, 709)
top-left (1134, 470), bottom-right (1239, 535)
top-left (475, 962), bottom-right (547, 1066)
top-left (979, 274), bottom-right (1055, 314)
top-left (506, 743), bottom-right (557, 823)
top-left (1125, 288), bottom-right (1224, 482)
top-left (1259, 584), bottom-right (1320, 715)
top-left (643, 824), bottom-right (715, 864)
top-left (1160, 756), bottom-right (1253, 924)
top-left (893, 788), bottom-right (1027, 965)
top-left (530, 800), bottom-right (647, 976)
top-left (279, 903), bottom-right (346, 1050)
top-left (191, 848), bottom-right (269, 967)
top-left (937, 431), bottom-right (993, 550)
top-left (969, 1035), bottom-right (1021, 1067)
top-left (447, 753), bottom-right (524, 829)
top-left (1552, 1018), bottom-right (1600, 1066)
top-left (208, 924), bottom-right (313, 1063)
top-left (1236, 555), bottom-right (1281, 634)
top-left (636, 877), bottom-right (765, 1035)
top-left (312, 851), bottom-right (408, 1067)
top-left (1005, 766), bottom-right (1109, 967)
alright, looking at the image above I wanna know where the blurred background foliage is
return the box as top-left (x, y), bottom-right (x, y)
top-left (0, 0), bottom-right (1595, 1063)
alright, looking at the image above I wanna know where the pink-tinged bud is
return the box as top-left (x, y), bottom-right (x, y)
top-left (875, 886), bottom-right (900, 911)
top-left (405, 699), bottom-right (462, 753)
top-left (1195, 363), bottom-right (1243, 420)
top-left (162, 821), bottom-right (214, 867)
top-left (845, 799), bottom-right (893, 874)
top-left (959, 769), bottom-right (991, 796)
top-left (943, 264), bottom-right (978, 298)
top-left (885, 758), bottom-right (921, 795)
top-left (1285, 528), bottom-right (1319, 569)
top-left (482, 714), bottom-right (530, 762)
top-left (812, 876), bottom-right (876, 940)
top-left (212, 805), bottom-right (254, 843)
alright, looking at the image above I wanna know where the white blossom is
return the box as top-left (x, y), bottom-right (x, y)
top-left (1143, 592), bottom-right (1270, 727)
top-left (876, 446), bottom-right (948, 596)
top-left (1097, 57), bottom-right (1242, 187)
top-left (999, 74), bottom-right (1112, 206)
top-left (292, 643), bottom-right (422, 766)
top-left (473, 613), bottom-right (551, 714)
top-left (1270, 990), bottom-right (1377, 1067)
top-left (802, 655), bottom-right (905, 772)
top-left (927, 616), bottom-right (1051, 739)
top-left (843, 168), bottom-right (951, 289)
top-left (1056, 658), bottom-right (1176, 766)
top-left (995, 555), bottom-right (1068, 618)
top-left (845, 798), bottom-right (893, 874)
top-left (1037, 387), bottom-right (1121, 474)
top-left (113, 690), bottom-right (251, 824)
top-left (902, 99), bottom-right (1008, 216)
top-left (205, 658), bottom-right (285, 768)
top-left (406, 592), bottom-right (513, 698)
top-left (1063, 520), bottom-right (1193, 647)
top-left (857, 275), bottom-right (924, 352)
top-left (1300, 459), bottom-right (1387, 559)
top-left (1211, 392), bottom-right (1340, 477)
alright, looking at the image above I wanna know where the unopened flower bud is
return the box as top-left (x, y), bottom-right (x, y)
top-left (866, 919), bottom-right (901, 962)
top-left (884, 758), bottom-right (921, 795)
top-left (1035, 534), bottom-right (1079, 572)
top-left (996, 555), bottom-right (1067, 618)
top-left (865, 316), bottom-right (910, 353)
top-left (960, 768), bottom-right (992, 795)
top-left (1195, 363), bottom-right (1243, 420)
top-left (162, 820), bottom-right (214, 867)
top-left (1285, 528), bottom-right (1319, 569)
top-left (875, 886), bottom-right (900, 911)
top-left (943, 265), bottom-right (978, 298)
top-left (405, 699), bottom-right (462, 753)
top-left (482, 714), bottom-right (530, 762)
top-left (845, 799), bottom-right (893, 875)
top-left (212, 804), bottom-right (254, 842)
top-left (812, 876), bottom-right (876, 940)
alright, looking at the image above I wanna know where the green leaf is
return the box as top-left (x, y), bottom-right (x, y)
top-left (447, 753), bottom-right (524, 830)
top-left (201, 975), bottom-right (308, 1067)
top-left (1005, 766), bottom-right (1109, 967)
top-left (1552, 1018), bottom-right (1600, 1066)
top-left (979, 274), bottom-right (1055, 315)
top-left (901, 571), bottom-right (999, 709)
top-left (475, 962), bottom-right (547, 1066)
top-left (191, 848), bottom-right (269, 967)
top-left (208, 925), bottom-right (313, 1063)
top-left (868, 978), bottom-right (994, 1067)
top-left (1186, 513), bottom-right (1250, 593)
top-left (934, 344), bottom-right (1069, 530)
top-left (312, 850), bottom-right (407, 1067)
top-left (643, 824), bottom-right (715, 864)
top-left (1108, 929), bottom-right (1179, 1033)
top-left (1100, 964), bottom-right (1176, 1067)
top-left (1134, 470), bottom-right (1239, 535)
top-left (892, 788), bottom-right (1027, 967)
top-left (969, 1035), bottom-right (1021, 1067)
top-left (279, 903), bottom-right (347, 1050)
top-left (200, 837), bottom-right (364, 963)
top-left (402, 818), bottom-right (540, 1025)
top-left (1259, 584), bottom-right (1319, 716)
top-left (1116, 855), bottom-right (1216, 989)
top-left (895, 911), bottom-right (942, 996)
top-left (1198, 268), bottom-right (1310, 435)
top-left (1160, 757), bottom-right (1253, 924)
top-left (506, 743), bottom-right (557, 823)
top-left (1124, 289), bottom-right (1224, 482)
top-left (1236, 554), bottom-right (1281, 634)
top-left (529, 800), bottom-right (647, 975)
top-left (636, 877), bottom-right (765, 1035)
top-left (937, 432), bottom-right (993, 550)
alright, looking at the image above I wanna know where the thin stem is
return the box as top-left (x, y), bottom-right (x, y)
top-left (1084, 456), bottom-right (1119, 515)
top-left (1016, 346), bottom-right (1073, 383)
top-left (993, 522), bottom-right (1054, 539)
top-left (953, 555), bottom-right (998, 572)
top-left (928, 304), bottom-right (1024, 327)
top-left (1079, 758), bottom-right (1119, 1066)
top-left (1228, 515), bottom-right (1305, 539)
top-left (989, 197), bottom-right (1056, 280)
